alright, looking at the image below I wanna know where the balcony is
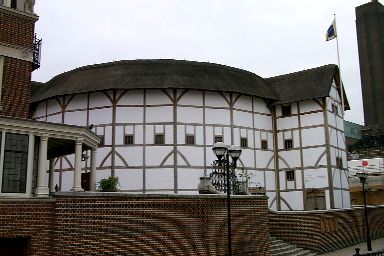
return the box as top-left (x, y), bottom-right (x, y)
top-left (32, 34), bottom-right (42, 71)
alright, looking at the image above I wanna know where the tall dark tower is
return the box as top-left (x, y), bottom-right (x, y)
top-left (356, 0), bottom-right (384, 132)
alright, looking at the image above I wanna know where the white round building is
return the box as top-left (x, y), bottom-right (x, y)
top-left (31, 59), bottom-right (350, 211)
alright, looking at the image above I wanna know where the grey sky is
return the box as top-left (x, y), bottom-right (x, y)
top-left (32, 0), bottom-right (369, 125)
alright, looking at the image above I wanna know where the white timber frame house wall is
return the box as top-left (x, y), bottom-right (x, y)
top-left (31, 59), bottom-right (350, 211)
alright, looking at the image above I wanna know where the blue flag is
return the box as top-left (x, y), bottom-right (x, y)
top-left (326, 19), bottom-right (337, 41)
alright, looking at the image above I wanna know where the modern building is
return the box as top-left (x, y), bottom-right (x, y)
top-left (31, 60), bottom-right (350, 211)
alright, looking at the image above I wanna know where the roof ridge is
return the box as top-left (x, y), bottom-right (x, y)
top-left (266, 64), bottom-right (337, 81)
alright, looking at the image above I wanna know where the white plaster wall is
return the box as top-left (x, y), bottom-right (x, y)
top-left (302, 147), bottom-right (327, 166)
top-left (146, 168), bottom-right (174, 189)
top-left (66, 94), bottom-right (87, 110)
top-left (279, 150), bottom-right (301, 169)
top-left (253, 98), bottom-right (270, 114)
top-left (301, 112), bottom-right (324, 127)
top-left (178, 107), bottom-right (203, 123)
top-left (333, 189), bottom-right (343, 209)
top-left (304, 169), bottom-right (328, 188)
top-left (267, 192), bottom-right (277, 210)
top-left (115, 147), bottom-right (143, 166)
top-left (64, 111), bottom-right (87, 126)
top-left (205, 108), bottom-right (230, 125)
top-left (265, 171), bottom-right (276, 190)
top-left (146, 89), bottom-right (172, 105)
top-left (117, 89), bottom-right (144, 105)
top-left (46, 99), bottom-right (61, 115)
top-left (301, 127), bottom-right (325, 147)
top-left (239, 149), bottom-right (254, 168)
top-left (178, 90), bottom-right (203, 106)
top-left (89, 108), bottom-right (112, 125)
top-left (32, 102), bottom-right (46, 118)
top-left (145, 146), bottom-right (173, 166)
top-left (333, 169), bottom-right (342, 188)
top-left (146, 106), bottom-right (173, 123)
top-left (276, 116), bottom-right (298, 130)
top-left (233, 110), bottom-right (253, 127)
top-left (178, 146), bottom-right (204, 166)
top-left (178, 168), bottom-right (203, 190)
top-left (281, 191), bottom-right (304, 210)
top-left (342, 191), bottom-right (351, 208)
top-left (116, 107), bottom-right (143, 123)
top-left (46, 114), bottom-right (62, 124)
top-left (96, 148), bottom-right (111, 167)
top-left (61, 170), bottom-right (74, 191)
top-left (115, 169), bottom-right (143, 190)
top-left (205, 91), bottom-right (229, 107)
top-left (256, 151), bottom-right (274, 169)
top-left (89, 91), bottom-right (112, 108)
top-left (233, 95), bottom-right (252, 111)
top-left (253, 114), bottom-right (272, 130)
top-left (299, 100), bottom-right (322, 113)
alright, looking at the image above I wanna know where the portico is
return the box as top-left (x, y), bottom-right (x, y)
top-left (0, 116), bottom-right (100, 197)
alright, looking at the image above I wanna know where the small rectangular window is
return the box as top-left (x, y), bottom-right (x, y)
top-left (155, 134), bottom-right (165, 145)
top-left (99, 136), bottom-right (105, 146)
top-left (240, 137), bottom-right (248, 148)
top-left (286, 170), bottom-right (295, 181)
top-left (214, 136), bottom-right (223, 143)
top-left (124, 135), bottom-right (134, 145)
top-left (284, 139), bottom-right (293, 149)
top-left (332, 104), bottom-right (338, 115)
top-left (281, 105), bottom-right (292, 117)
top-left (186, 135), bottom-right (195, 145)
top-left (261, 140), bottom-right (268, 150)
top-left (336, 157), bottom-right (343, 169)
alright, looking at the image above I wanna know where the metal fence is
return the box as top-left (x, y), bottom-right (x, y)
top-left (354, 248), bottom-right (384, 256)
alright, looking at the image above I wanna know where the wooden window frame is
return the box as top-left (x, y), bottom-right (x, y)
top-left (214, 135), bottom-right (223, 143)
top-left (155, 134), bottom-right (165, 145)
top-left (185, 135), bottom-right (195, 145)
top-left (284, 139), bottom-right (293, 149)
top-left (286, 170), bottom-right (295, 181)
top-left (281, 105), bottom-right (292, 117)
top-left (240, 137), bottom-right (248, 148)
top-left (124, 134), bottom-right (134, 145)
top-left (261, 140), bottom-right (268, 150)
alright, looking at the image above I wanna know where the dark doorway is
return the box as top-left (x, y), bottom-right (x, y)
top-left (0, 237), bottom-right (29, 256)
top-left (81, 172), bottom-right (90, 191)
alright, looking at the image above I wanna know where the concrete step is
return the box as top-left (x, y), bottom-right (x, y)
top-left (270, 237), bottom-right (317, 256)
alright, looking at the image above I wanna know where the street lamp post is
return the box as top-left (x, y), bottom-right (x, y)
top-left (212, 142), bottom-right (242, 256)
top-left (356, 171), bottom-right (372, 252)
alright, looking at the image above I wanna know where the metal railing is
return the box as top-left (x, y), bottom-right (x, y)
top-left (354, 248), bottom-right (384, 256)
top-left (32, 34), bottom-right (42, 71)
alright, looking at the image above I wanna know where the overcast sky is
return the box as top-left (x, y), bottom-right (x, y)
top-left (32, 0), bottom-right (371, 125)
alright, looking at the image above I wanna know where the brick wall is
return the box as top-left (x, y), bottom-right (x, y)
top-left (0, 194), bottom-right (270, 256)
top-left (0, 199), bottom-right (55, 256)
top-left (2, 57), bottom-right (32, 118)
top-left (53, 193), bottom-right (270, 256)
top-left (269, 206), bottom-right (384, 254)
top-left (0, 10), bottom-right (35, 48)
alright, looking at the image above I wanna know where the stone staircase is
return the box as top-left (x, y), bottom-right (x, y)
top-left (270, 237), bottom-right (317, 256)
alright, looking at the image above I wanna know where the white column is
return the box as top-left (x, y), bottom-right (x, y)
top-left (34, 135), bottom-right (49, 197)
top-left (90, 149), bottom-right (97, 191)
top-left (71, 138), bottom-right (84, 192)
top-left (25, 133), bottom-right (35, 197)
top-left (49, 159), bottom-right (56, 193)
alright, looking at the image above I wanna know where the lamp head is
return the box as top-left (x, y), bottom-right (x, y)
top-left (356, 171), bottom-right (368, 184)
top-left (228, 145), bottom-right (242, 163)
top-left (212, 142), bottom-right (227, 161)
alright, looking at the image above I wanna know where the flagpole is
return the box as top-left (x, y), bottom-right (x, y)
top-left (334, 14), bottom-right (345, 117)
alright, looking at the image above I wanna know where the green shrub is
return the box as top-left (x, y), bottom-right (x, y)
top-left (98, 176), bottom-right (119, 192)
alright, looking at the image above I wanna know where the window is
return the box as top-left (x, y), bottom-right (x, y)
top-left (240, 137), bottom-right (248, 148)
top-left (284, 139), bottom-right (293, 149)
top-left (99, 136), bottom-right (105, 146)
top-left (305, 189), bottom-right (326, 210)
top-left (124, 135), bottom-right (134, 145)
top-left (214, 136), bottom-right (223, 143)
top-left (286, 170), bottom-right (295, 181)
top-left (155, 134), bottom-right (164, 145)
top-left (332, 104), bottom-right (338, 115)
top-left (2, 133), bottom-right (29, 193)
top-left (281, 105), bottom-right (292, 117)
top-left (11, 0), bottom-right (16, 9)
top-left (185, 135), bottom-right (195, 145)
top-left (261, 140), bottom-right (268, 150)
top-left (336, 157), bottom-right (343, 169)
